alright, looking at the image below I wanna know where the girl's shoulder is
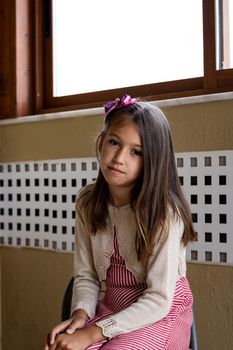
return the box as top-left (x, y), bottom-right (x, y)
top-left (76, 182), bottom-right (95, 209)
top-left (77, 182), bottom-right (95, 197)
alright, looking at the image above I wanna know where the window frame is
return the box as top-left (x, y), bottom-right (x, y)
top-left (1, 0), bottom-right (233, 118)
top-left (34, 0), bottom-right (233, 114)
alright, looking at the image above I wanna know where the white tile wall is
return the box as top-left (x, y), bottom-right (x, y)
top-left (177, 150), bottom-right (233, 265)
top-left (0, 151), bottom-right (232, 265)
top-left (0, 158), bottom-right (98, 251)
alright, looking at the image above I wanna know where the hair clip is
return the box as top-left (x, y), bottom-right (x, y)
top-left (104, 94), bottom-right (138, 118)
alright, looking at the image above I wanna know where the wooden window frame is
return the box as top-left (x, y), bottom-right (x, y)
top-left (1, 0), bottom-right (233, 118)
top-left (0, 0), bottom-right (35, 118)
top-left (36, 0), bottom-right (233, 114)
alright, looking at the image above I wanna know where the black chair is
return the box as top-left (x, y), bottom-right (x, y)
top-left (61, 277), bottom-right (74, 321)
top-left (190, 306), bottom-right (199, 350)
top-left (62, 278), bottom-right (198, 350)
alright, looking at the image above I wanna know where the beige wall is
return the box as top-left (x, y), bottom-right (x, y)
top-left (0, 254), bottom-right (1, 350)
top-left (0, 247), bottom-right (233, 350)
top-left (0, 247), bottom-right (73, 350)
top-left (0, 96), bottom-right (233, 350)
top-left (1, 98), bottom-right (233, 163)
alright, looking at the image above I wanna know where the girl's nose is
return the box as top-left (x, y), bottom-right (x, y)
top-left (113, 149), bottom-right (126, 164)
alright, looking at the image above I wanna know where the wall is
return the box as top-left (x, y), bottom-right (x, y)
top-left (0, 95), bottom-right (233, 350)
top-left (0, 247), bottom-right (72, 349)
top-left (0, 254), bottom-right (1, 350)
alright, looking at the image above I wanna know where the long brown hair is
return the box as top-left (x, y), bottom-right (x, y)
top-left (79, 102), bottom-right (197, 263)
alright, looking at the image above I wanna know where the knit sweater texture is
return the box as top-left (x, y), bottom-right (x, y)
top-left (71, 186), bottom-right (187, 338)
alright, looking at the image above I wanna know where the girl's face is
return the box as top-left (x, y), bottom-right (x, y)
top-left (99, 117), bottom-right (143, 198)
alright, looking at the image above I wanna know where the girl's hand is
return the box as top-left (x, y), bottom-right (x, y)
top-left (44, 309), bottom-right (88, 350)
top-left (47, 326), bottom-right (107, 350)
top-left (66, 309), bottom-right (89, 334)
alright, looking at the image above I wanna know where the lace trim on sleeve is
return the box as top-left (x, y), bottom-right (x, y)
top-left (96, 316), bottom-right (125, 338)
top-left (71, 301), bottom-right (95, 319)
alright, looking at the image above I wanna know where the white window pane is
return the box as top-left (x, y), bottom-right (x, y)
top-left (53, 0), bottom-right (203, 97)
top-left (230, 0), bottom-right (233, 66)
top-left (216, 0), bottom-right (233, 69)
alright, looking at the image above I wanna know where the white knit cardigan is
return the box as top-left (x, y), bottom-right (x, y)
top-left (71, 186), bottom-right (187, 338)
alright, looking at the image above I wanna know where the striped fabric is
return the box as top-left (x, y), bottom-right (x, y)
top-left (84, 236), bottom-right (193, 350)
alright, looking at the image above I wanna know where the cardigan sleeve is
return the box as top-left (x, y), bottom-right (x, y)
top-left (96, 215), bottom-right (186, 338)
top-left (71, 195), bottom-right (100, 318)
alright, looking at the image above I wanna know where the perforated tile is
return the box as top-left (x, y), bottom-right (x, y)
top-left (176, 151), bottom-right (233, 265)
top-left (0, 158), bottom-right (98, 251)
top-left (0, 151), bottom-right (232, 265)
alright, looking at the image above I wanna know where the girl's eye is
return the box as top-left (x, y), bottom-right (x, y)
top-left (132, 149), bottom-right (142, 156)
top-left (108, 139), bottom-right (118, 146)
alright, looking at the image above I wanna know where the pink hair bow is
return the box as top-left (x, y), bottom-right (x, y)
top-left (104, 94), bottom-right (138, 118)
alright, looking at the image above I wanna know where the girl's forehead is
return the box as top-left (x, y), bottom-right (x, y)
top-left (106, 119), bottom-right (142, 145)
top-left (107, 113), bottom-right (136, 129)
top-left (107, 118), bottom-right (139, 133)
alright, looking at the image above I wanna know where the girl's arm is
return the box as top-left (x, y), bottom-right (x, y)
top-left (71, 195), bottom-right (101, 319)
top-left (44, 192), bottom-right (101, 350)
top-left (96, 215), bottom-right (186, 338)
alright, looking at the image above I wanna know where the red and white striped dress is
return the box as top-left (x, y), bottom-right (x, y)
top-left (84, 235), bottom-right (193, 350)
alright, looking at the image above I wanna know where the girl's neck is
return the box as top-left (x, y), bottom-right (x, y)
top-left (109, 187), bottom-right (131, 207)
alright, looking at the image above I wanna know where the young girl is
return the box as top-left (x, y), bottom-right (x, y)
top-left (45, 94), bottom-right (197, 350)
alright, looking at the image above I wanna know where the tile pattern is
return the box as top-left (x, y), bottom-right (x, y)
top-left (0, 151), bottom-right (232, 265)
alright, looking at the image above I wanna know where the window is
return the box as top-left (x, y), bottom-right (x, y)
top-left (52, 0), bottom-right (204, 97)
top-left (35, 0), bottom-right (233, 113)
top-left (1, 0), bottom-right (233, 117)
top-left (215, 0), bottom-right (233, 69)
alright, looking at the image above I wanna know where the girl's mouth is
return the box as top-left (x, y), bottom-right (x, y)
top-left (108, 166), bottom-right (125, 174)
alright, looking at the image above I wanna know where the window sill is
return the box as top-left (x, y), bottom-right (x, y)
top-left (0, 91), bottom-right (232, 126)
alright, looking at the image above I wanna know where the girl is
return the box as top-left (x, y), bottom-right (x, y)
top-left (45, 94), bottom-right (197, 350)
